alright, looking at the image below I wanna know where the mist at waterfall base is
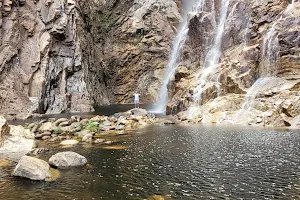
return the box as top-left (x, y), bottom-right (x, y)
top-left (151, 0), bottom-right (200, 114)
top-left (1, 124), bottom-right (300, 199)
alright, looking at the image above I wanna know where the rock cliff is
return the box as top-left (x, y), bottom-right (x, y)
top-left (0, 0), bottom-right (300, 127)
top-left (0, 0), bottom-right (181, 119)
top-left (166, 0), bottom-right (300, 127)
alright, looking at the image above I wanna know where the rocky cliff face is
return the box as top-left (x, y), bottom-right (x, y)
top-left (0, 0), bottom-right (181, 119)
top-left (0, 0), bottom-right (94, 119)
top-left (0, 0), bottom-right (300, 127)
top-left (167, 0), bottom-right (300, 127)
top-left (76, 0), bottom-right (181, 104)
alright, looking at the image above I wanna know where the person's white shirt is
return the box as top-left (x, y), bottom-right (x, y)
top-left (134, 93), bottom-right (140, 101)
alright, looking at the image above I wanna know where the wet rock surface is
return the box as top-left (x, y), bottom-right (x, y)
top-left (13, 156), bottom-right (52, 181)
top-left (49, 151), bottom-right (87, 168)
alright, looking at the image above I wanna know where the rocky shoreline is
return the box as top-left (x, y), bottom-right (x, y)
top-left (0, 107), bottom-right (180, 199)
top-left (0, 107), bottom-right (299, 183)
top-left (0, 108), bottom-right (176, 182)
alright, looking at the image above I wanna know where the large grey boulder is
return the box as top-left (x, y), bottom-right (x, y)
top-left (49, 151), bottom-right (87, 168)
top-left (130, 108), bottom-right (148, 116)
top-left (0, 116), bottom-right (10, 144)
top-left (13, 156), bottom-right (52, 181)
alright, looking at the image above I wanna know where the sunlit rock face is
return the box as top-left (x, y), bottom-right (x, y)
top-left (166, 0), bottom-right (300, 127)
top-left (0, 0), bottom-right (181, 119)
top-left (0, 0), bottom-right (300, 127)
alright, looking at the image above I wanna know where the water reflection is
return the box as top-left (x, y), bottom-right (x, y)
top-left (0, 124), bottom-right (300, 199)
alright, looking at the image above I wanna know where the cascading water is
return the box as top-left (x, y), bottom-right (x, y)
top-left (262, 0), bottom-right (295, 77)
top-left (193, 0), bottom-right (229, 103)
top-left (241, 1), bottom-right (296, 111)
top-left (262, 22), bottom-right (278, 76)
top-left (153, 0), bottom-right (205, 113)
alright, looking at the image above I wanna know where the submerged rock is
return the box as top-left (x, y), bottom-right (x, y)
top-left (13, 156), bottom-right (52, 181)
top-left (0, 159), bottom-right (10, 168)
top-left (48, 151), bottom-right (87, 168)
top-left (60, 140), bottom-right (79, 146)
top-left (147, 195), bottom-right (172, 200)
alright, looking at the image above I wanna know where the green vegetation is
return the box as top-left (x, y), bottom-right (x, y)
top-left (85, 120), bottom-right (99, 132)
top-left (54, 127), bottom-right (63, 135)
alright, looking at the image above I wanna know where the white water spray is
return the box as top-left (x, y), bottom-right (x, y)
top-left (193, 0), bottom-right (229, 103)
top-left (153, 0), bottom-right (206, 113)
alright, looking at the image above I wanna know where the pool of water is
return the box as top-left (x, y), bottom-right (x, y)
top-left (1, 124), bottom-right (300, 199)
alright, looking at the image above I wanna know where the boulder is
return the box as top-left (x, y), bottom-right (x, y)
top-left (0, 116), bottom-right (10, 143)
top-left (90, 115), bottom-right (107, 122)
top-left (39, 122), bottom-right (55, 133)
top-left (75, 130), bottom-right (90, 138)
top-left (35, 134), bottom-right (43, 139)
top-left (82, 133), bottom-right (93, 142)
top-left (112, 111), bottom-right (131, 118)
top-left (59, 121), bottom-right (71, 127)
top-left (49, 151), bottom-right (87, 168)
top-left (9, 125), bottom-right (34, 139)
top-left (70, 115), bottom-right (82, 123)
top-left (13, 156), bottom-right (52, 181)
top-left (54, 118), bottom-right (69, 126)
top-left (130, 108), bottom-right (148, 116)
top-left (42, 136), bottom-right (51, 140)
top-left (117, 116), bottom-right (130, 125)
top-left (0, 136), bottom-right (36, 161)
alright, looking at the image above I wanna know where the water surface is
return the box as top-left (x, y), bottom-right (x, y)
top-left (1, 124), bottom-right (300, 199)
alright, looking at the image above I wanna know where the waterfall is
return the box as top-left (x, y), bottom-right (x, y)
top-left (262, 22), bottom-right (278, 76)
top-left (241, 1), bottom-right (296, 111)
top-left (193, 0), bottom-right (229, 103)
top-left (153, 0), bottom-right (205, 113)
top-left (261, 0), bottom-right (295, 77)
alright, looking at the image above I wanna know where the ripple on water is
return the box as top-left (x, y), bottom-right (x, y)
top-left (0, 124), bottom-right (300, 199)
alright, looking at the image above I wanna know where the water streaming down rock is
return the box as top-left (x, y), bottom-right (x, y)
top-left (192, 0), bottom-right (229, 103)
top-left (153, 0), bottom-right (206, 113)
top-left (261, 0), bottom-right (295, 77)
top-left (242, 0), bottom-right (297, 111)
top-left (262, 22), bottom-right (279, 77)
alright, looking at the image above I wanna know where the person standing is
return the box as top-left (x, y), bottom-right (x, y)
top-left (133, 91), bottom-right (140, 108)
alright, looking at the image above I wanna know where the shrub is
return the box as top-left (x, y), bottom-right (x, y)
top-left (54, 127), bottom-right (63, 135)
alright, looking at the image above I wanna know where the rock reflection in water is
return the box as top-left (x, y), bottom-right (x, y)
top-left (0, 124), bottom-right (300, 199)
